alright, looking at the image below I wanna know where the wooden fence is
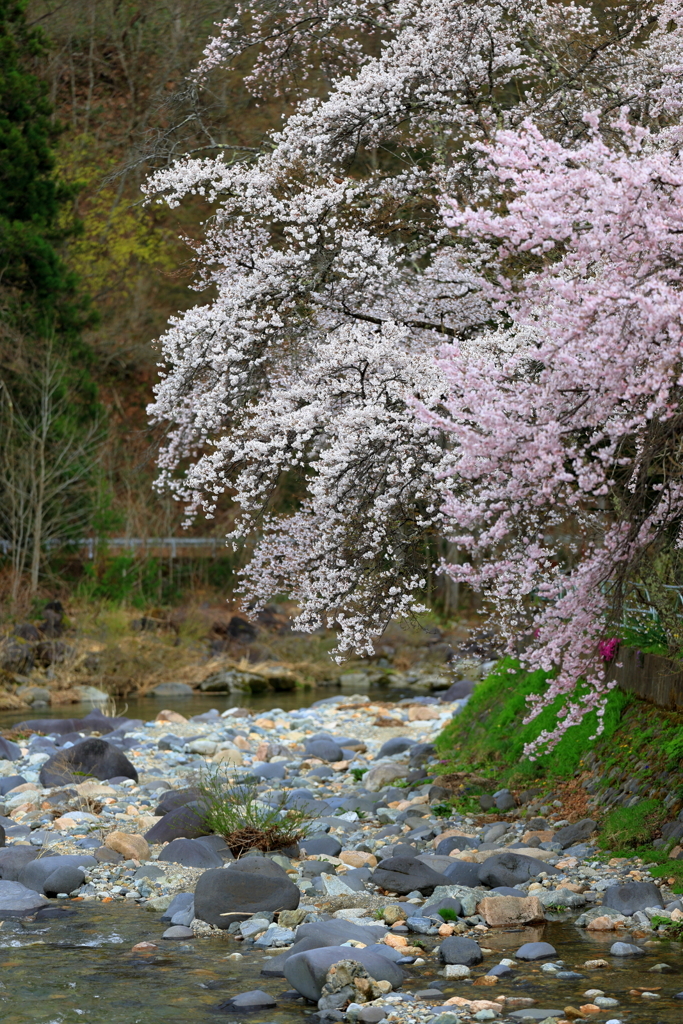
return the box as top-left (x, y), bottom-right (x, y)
top-left (609, 646), bottom-right (683, 713)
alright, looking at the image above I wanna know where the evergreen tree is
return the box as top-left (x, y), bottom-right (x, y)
top-left (0, 0), bottom-right (94, 347)
top-left (0, 0), bottom-right (100, 598)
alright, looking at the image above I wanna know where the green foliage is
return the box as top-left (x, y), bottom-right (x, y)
top-left (438, 907), bottom-right (457, 922)
top-left (598, 800), bottom-right (667, 850)
top-left (350, 768), bottom-right (369, 782)
top-left (431, 802), bottom-right (454, 818)
top-left (650, 914), bottom-right (683, 937)
top-left (0, 0), bottom-right (95, 347)
top-left (435, 658), bottom-right (631, 783)
top-left (660, 731), bottom-right (683, 771)
top-left (648, 861), bottom-right (683, 893)
top-left (197, 766), bottom-right (312, 857)
top-left (620, 620), bottom-right (669, 657)
top-left (74, 553), bottom-right (235, 607)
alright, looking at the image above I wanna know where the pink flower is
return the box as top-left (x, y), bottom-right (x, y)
top-left (598, 638), bottom-right (620, 663)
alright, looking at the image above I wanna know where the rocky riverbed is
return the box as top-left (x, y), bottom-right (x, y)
top-left (0, 691), bottom-right (682, 1024)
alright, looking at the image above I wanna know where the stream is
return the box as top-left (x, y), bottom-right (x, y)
top-left (0, 905), bottom-right (681, 1023)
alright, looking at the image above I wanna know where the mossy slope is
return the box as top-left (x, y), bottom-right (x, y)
top-left (435, 658), bottom-right (631, 783)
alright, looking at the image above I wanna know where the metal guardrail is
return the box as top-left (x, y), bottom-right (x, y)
top-left (620, 585), bottom-right (683, 623)
top-left (0, 537), bottom-right (227, 559)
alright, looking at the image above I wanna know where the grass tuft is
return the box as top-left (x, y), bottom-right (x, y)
top-left (197, 766), bottom-right (312, 858)
top-left (598, 799), bottom-right (667, 850)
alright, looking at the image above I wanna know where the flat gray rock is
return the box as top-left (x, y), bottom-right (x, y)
top-left (162, 925), bottom-right (195, 939)
top-left (516, 942), bottom-right (557, 961)
top-left (218, 989), bottom-right (277, 1010)
top-left (610, 941), bottom-right (645, 956)
top-left (194, 860), bottom-right (300, 926)
top-left (19, 855), bottom-right (96, 896)
top-left (508, 1012), bottom-right (564, 1020)
top-left (0, 880), bottom-right (46, 916)
top-left (478, 852), bottom-right (561, 888)
top-left (603, 881), bottom-right (663, 916)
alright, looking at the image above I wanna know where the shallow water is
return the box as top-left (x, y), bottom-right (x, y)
top-left (0, 689), bottom-right (336, 732)
top-left (1, 905), bottom-right (681, 1023)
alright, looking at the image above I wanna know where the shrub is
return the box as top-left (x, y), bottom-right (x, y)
top-left (197, 767), bottom-right (312, 857)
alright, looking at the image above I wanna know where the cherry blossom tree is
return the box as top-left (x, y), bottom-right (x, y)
top-left (146, 0), bottom-right (683, 678)
top-left (432, 100), bottom-right (683, 751)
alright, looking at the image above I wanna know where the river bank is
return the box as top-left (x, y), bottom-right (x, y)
top-left (0, 677), bottom-right (682, 1024)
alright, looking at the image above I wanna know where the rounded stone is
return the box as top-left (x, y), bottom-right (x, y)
top-left (610, 942), bottom-right (645, 957)
top-left (42, 865), bottom-right (85, 897)
top-left (194, 860), bottom-right (300, 927)
top-left (0, 880), bottom-right (46, 916)
top-left (439, 936), bottom-right (483, 966)
top-left (515, 942), bottom-right (557, 961)
top-left (104, 832), bottom-right (150, 861)
top-left (158, 838), bottom-right (222, 869)
top-left (39, 738), bottom-right (138, 786)
top-left (162, 925), bottom-right (195, 939)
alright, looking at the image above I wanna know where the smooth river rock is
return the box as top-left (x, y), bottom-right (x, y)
top-left (194, 859), bottom-right (300, 926)
top-left (0, 880), bottom-right (46, 916)
top-left (284, 946), bottom-right (404, 1002)
top-left (39, 738), bottom-right (138, 786)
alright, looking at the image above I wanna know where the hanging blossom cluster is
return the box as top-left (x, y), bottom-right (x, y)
top-left (224, 323), bottom-right (448, 655)
top-left (147, 0), bottom-right (683, 725)
top-left (431, 108), bottom-right (683, 754)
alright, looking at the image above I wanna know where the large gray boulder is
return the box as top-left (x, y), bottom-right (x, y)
top-left (602, 881), bottom-right (663, 916)
top-left (478, 852), bottom-right (561, 888)
top-left (0, 737), bottom-right (21, 761)
top-left (0, 880), bottom-right (46, 916)
top-left (372, 856), bottom-right (449, 895)
top-left (144, 804), bottom-right (210, 844)
top-left (439, 679), bottom-right (477, 702)
top-left (158, 838), bottom-right (222, 869)
top-left (194, 859), bottom-right (300, 926)
top-left (19, 855), bottom-right (96, 895)
top-left (0, 846), bottom-right (40, 880)
top-left (0, 775), bottom-right (27, 796)
top-left (516, 941), bottom-right (557, 961)
top-left (300, 835), bottom-right (342, 857)
top-left (154, 787), bottom-right (202, 816)
top-left (435, 835), bottom-right (480, 855)
top-left (376, 737), bottom-right (415, 758)
top-left (552, 819), bottom-right (597, 849)
top-left (284, 946), bottom-right (404, 1002)
top-left (440, 860), bottom-right (482, 888)
top-left (439, 936), bottom-right (483, 966)
top-left (39, 738), bottom-right (138, 786)
top-left (304, 740), bottom-right (344, 762)
top-left (261, 919), bottom-right (388, 976)
top-left (42, 865), bottom-right (86, 896)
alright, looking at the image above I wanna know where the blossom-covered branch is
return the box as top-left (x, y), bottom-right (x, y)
top-left (434, 112), bottom-right (683, 752)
